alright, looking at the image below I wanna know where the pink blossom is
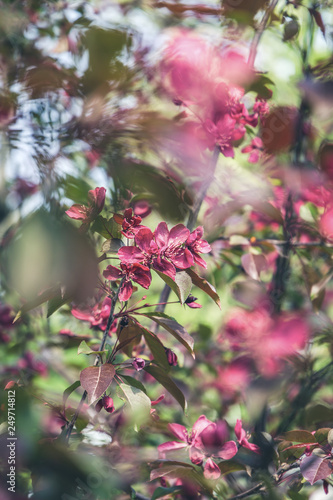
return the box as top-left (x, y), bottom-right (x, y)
top-left (235, 420), bottom-right (260, 453)
top-left (158, 415), bottom-right (237, 467)
top-left (199, 420), bottom-right (238, 460)
top-left (71, 296), bottom-right (117, 332)
top-left (158, 415), bottom-right (214, 464)
top-left (118, 222), bottom-right (198, 280)
top-left (186, 226), bottom-right (211, 268)
top-left (17, 352), bottom-right (48, 377)
top-left (132, 200), bottom-right (152, 219)
top-left (103, 262), bottom-right (151, 301)
top-left (113, 208), bottom-right (144, 239)
top-left (241, 137), bottom-right (264, 163)
top-left (66, 187), bottom-right (106, 225)
top-left (224, 307), bottom-right (309, 376)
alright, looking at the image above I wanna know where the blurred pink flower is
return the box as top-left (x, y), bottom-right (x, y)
top-left (235, 419), bottom-right (260, 453)
top-left (66, 187), bottom-right (106, 225)
top-left (71, 296), bottom-right (117, 332)
top-left (225, 307), bottom-right (309, 376)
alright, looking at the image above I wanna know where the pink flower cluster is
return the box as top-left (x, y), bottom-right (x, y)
top-left (160, 30), bottom-right (267, 160)
top-left (103, 220), bottom-right (211, 301)
top-left (158, 416), bottom-right (259, 479)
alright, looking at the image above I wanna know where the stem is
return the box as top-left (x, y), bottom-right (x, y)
top-left (247, 0), bottom-right (279, 68)
top-left (63, 278), bottom-right (125, 444)
top-left (228, 462), bottom-right (301, 499)
top-left (154, 147), bottom-right (220, 316)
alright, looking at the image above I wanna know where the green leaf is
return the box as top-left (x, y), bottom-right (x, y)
top-left (63, 380), bottom-right (80, 408)
top-left (91, 216), bottom-right (122, 239)
top-left (119, 374), bottom-right (147, 394)
top-left (185, 268), bottom-right (221, 309)
top-left (142, 314), bottom-right (194, 356)
top-left (101, 238), bottom-right (124, 253)
top-left (141, 327), bottom-right (170, 371)
top-left (47, 291), bottom-right (72, 318)
top-left (154, 269), bottom-right (191, 304)
top-left (77, 340), bottom-right (106, 356)
top-left (14, 285), bottom-right (62, 322)
top-left (218, 461), bottom-right (247, 475)
top-left (144, 365), bottom-right (186, 411)
top-left (150, 464), bottom-right (205, 486)
top-left (151, 486), bottom-right (182, 499)
top-left (283, 430), bottom-right (317, 444)
top-left (61, 175), bottom-right (91, 205)
top-left (311, 271), bottom-right (333, 300)
top-left (314, 428), bottom-right (331, 445)
top-left (119, 384), bottom-right (151, 426)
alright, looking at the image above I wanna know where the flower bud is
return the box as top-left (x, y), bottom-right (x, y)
top-left (132, 358), bottom-right (145, 371)
top-left (165, 348), bottom-right (178, 366)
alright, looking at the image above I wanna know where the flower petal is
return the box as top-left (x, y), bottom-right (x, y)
top-left (119, 281), bottom-right (133, 302)
top-left (66, 204), bottom-right (89, 220)
top-left (135, 227), bottom-right (154, 253)
top-left (154, 222), bottom-right (170, 249)
top-left (103, 265), bottom-right (123, 281)
top-left (204, 458), bottom-right (221, 480)
top-left (217, 441), bottom-right (238, 460)
top-left (168, 423), bottom-right (188, 442)
top-left (118, 246), bottom-right (145, 264)
top-left (169, 224), bottom-right (190, 245)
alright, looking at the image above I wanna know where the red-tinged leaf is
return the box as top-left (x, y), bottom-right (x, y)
top-left (63, 380), bottom-right (81, 408)
top-left (116, 319), bottom-right (142, 357)
top-left (80, 364), bottom-right (115, 404)
top-left (314, 428), bottom-right (331, 445)
top-left (241, 253), bottom-right (268, 281)
top-left (327, 429), bottom-right (333, 448)
top-left (141, 327), bottom-right (170, 371)
top-left (150, 464), bottom-right (196, 481)
top-left (283, 430), bottom-right (317, 444)
top-left (300, 455), bottom-right (333, 485)
top-left (309, 8), bottom-right (325, 37)
top-left (144, 365), bottom-right (186, 411)
top-left (142, 313), bottom-right (194, 356)
top-left (154, 269), bottom-right (192, 304)
top-left (218, 461), bottom-right (247, 475)
top-left (185, 268), bottom-right (221, 308)
top-left (4, 381), bottom-right (16, 390)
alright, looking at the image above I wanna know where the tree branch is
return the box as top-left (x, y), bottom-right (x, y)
top-left (247, 0), bottom-right (279, 68)
top-left (63, 278), bottom-right (125, 444)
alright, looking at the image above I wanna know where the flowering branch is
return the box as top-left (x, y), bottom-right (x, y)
top-left (63, 278), bottom-right (125, 444)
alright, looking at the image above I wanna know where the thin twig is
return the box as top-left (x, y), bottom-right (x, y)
top-left (63, 278), bottom-right (125, 444)
top-left (247, 0), bottom-right (279, 68)
top-left (154, 147), bottom-right (220, 316)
